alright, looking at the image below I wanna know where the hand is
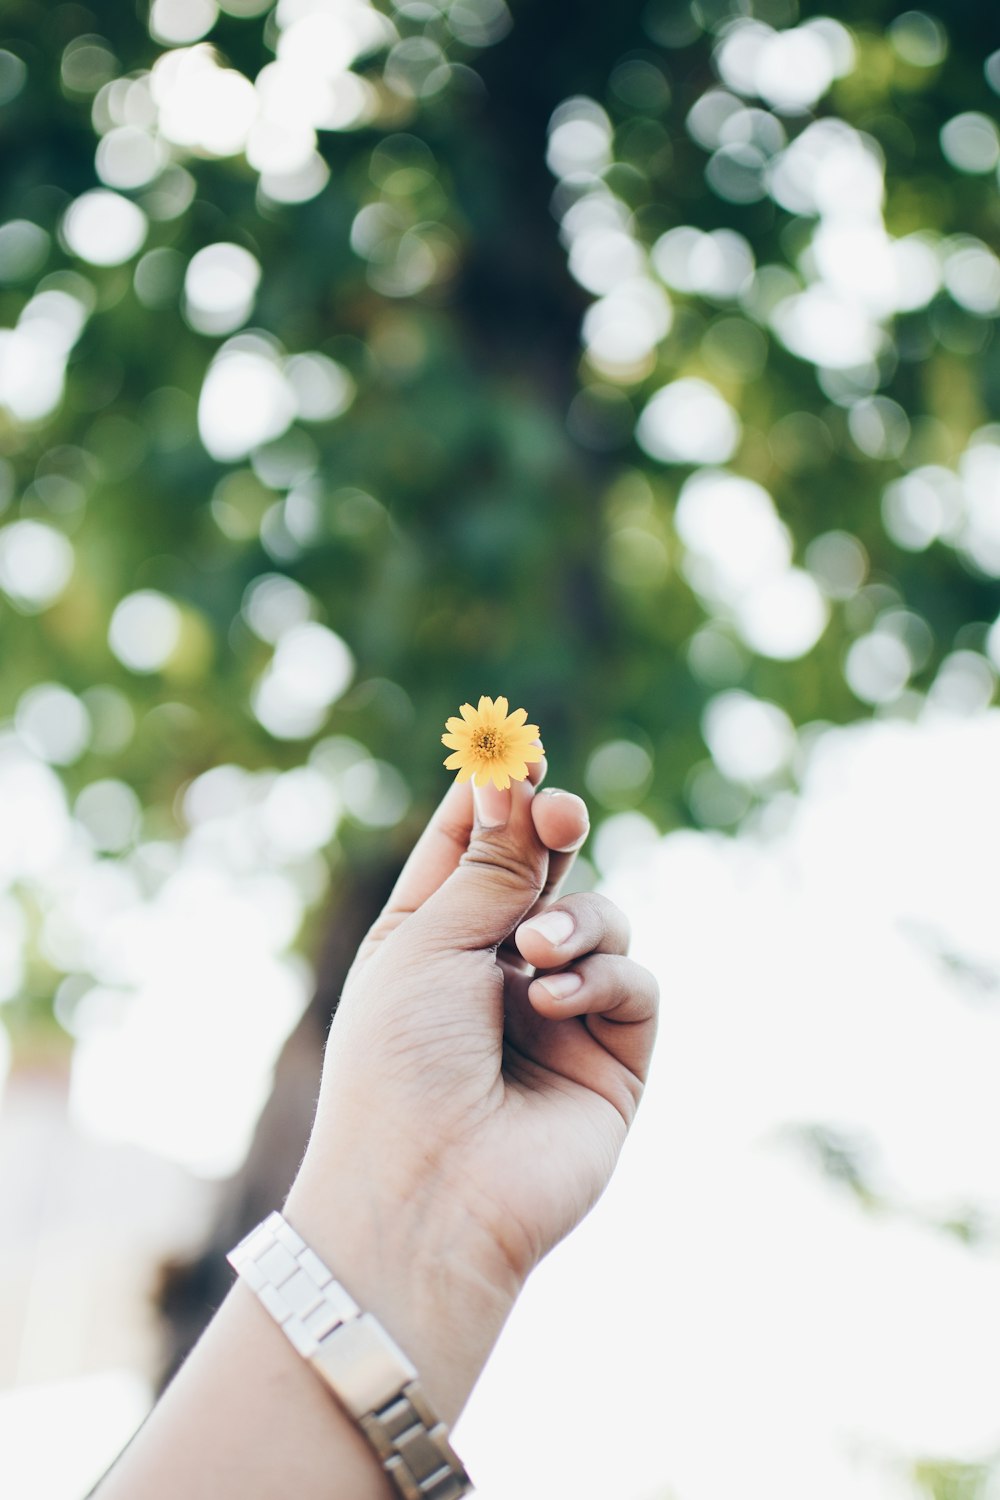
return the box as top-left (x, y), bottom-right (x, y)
top-left (286, 760), bottom-right (659, 1421)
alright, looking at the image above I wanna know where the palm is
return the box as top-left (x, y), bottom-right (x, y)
top-left (436, 953), bottom-right (631, 1270)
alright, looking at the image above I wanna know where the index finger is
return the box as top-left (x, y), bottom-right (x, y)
top-left (498, 789), bottom-right (591, 968)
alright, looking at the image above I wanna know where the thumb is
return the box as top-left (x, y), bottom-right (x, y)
top-left (410, 778), bottom-right (547, 951)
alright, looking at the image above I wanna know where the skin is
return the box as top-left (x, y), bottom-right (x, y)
top-left (96, 759), bottom-right (659, 1498)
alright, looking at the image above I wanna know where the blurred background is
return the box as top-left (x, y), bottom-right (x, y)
top-left (1, 0), bottom-right (999, 1495)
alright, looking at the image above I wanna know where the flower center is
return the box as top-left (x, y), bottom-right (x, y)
top-left (471, 726), bottom-right (503, 759)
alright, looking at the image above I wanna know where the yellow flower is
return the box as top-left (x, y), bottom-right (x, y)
top-left (441, 695), bottom-right (544, 790)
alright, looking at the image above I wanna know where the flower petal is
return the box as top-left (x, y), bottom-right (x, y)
top-left (443, 695), bottom-right (542, 788)
top-left (505, 727), bottom-right (540, 749)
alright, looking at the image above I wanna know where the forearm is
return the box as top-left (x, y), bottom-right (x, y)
top-left (95, 1280), bottom-right (396, 1500)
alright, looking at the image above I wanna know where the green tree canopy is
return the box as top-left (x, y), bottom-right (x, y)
top-left (0, 0), bottom-right (998, 1036)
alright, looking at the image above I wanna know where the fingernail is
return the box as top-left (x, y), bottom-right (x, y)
top-left (540, 971), bottom-right (583, 1001)
top-left (521, 909), bottom-right (575, 946)
top-left (472, 780), bottom-right (510, 829)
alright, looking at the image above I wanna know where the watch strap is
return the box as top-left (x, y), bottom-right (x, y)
top-left (228, 1211), bottom-right (472, 1500)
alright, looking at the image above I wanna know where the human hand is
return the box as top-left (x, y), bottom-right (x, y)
top-left (286, 759), bottom-right (659, 1421)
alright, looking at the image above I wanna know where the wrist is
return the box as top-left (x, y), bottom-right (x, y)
top-left (284, 1150), bottom-right (521, 1424)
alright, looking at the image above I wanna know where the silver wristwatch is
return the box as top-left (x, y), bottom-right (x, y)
top-left (228, 1211), bottom-right (473, 1500)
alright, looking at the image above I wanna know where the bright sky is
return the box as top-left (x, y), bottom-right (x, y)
top-left (462, 706), bottom-right (1000, 1500)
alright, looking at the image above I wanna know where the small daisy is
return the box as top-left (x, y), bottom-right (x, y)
top-left (442, 695), bottom-right (543, 790)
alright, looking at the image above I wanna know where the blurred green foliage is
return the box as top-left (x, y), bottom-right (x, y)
top-left (0, 0), bottom-right (998, 1028)
top-left (913, 1458), bottom-right (995, 1500)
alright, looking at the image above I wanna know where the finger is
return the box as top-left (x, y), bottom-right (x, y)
top-left (498, 791), bottom-right (592, 970)
top-left (513, 891), bottom-right (630, 971)
top-left (410, 775), bottom-right (551, 951)
top-left (530, 789), bottom-right (587, 859)
top-left (528, 953), bottom-right (659, 1083)
top-left (378, 752), bottom-right (548, 927)
top-left (379, 777), bottom-right (475, 924)
top-left (530, 789), bottom-right (589, 904)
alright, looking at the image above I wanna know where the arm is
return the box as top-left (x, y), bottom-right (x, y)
top-left (96, 760), bottom-right (658, 1497)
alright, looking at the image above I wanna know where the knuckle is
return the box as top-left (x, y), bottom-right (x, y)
top-left (605, 956), bottom-right (641, 1014)
top-left (587, 953), bottom-right (657, 1020)
top-left (573, 891), bottom-right (631, 950)
top-left (365, 909), bottom-right (409, 946)
top-left (631, 963), bottom-right (659, 1020)
top-left (618, 1070), bottom-right (645, 1119)
top-left (613, 961), bottom-right (638, 1010)
top-left (460, 844), bottom-right (545, 903)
